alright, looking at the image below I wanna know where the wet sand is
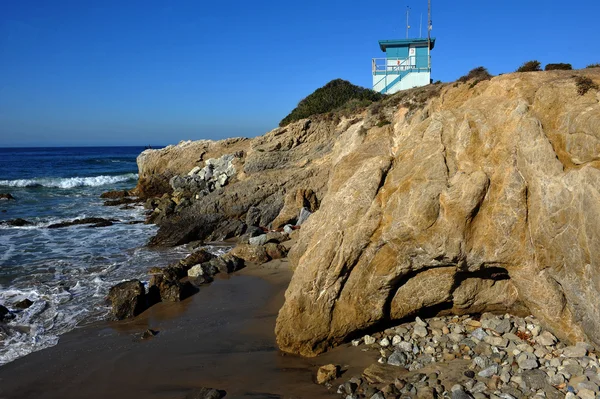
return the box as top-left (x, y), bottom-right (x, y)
top-left (0, 258), bottom-right (373, 399)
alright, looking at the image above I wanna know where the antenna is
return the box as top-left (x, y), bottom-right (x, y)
top-left (406, 7), bottom-right (411, 39)
top-left (427, 0), bottom-right (432, 69)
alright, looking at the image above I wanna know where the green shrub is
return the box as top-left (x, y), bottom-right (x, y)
top-left (279, 79), bottom-right (383, 126)
top-left (574, 76), bottom-right (599, 95)
top-left (376, 119), bottom-right (391, 127)
top-left (587, 63), bottom-right (600, 68)
top-left (545, 63), bottom-right (572, 71)
top-left (458, 67), bottom-right (493, 83)
top-left (516, 60), bottom-right (542, 72)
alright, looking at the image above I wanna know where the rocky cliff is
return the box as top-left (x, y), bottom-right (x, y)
top-left (135, 69), bottom-right (600, 357)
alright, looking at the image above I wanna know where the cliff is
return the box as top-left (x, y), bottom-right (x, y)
top-left (135, 69), bottom-right (600, 356)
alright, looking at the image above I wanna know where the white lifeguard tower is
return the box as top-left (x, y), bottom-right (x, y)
top-left (372, 1), bottom-right (435, 94)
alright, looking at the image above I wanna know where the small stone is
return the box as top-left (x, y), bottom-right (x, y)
top-left (387, 351), bottom-right (407, 367)
top-left (449, 333), bottom-right (465, 343)
top-left (398, 341), bottom-right (413, 352)
top-left (392, 335), bottom-right (402, 346)
top-left (141, 329), bottom-right (159, 340)
top-left (380, 337), bottom-right (390, 347)
top-left (283, 224), bottom-right (294, 234)
top-left (522, 369), bottom-right (548, 390)
top-left (471, 328), bottom-right (487, 341)
top-left (563, 344), bottom-right (587, 358)
top-left (415, 316), bottom-right (427, 326)
top-left (351, 339), bottom-right (361, 346)
top-left (494, 318), bottom-right (512, 334)
top-left (413, 325), bottom-right (428, 338)
top-left (316, 364), bottom-right (340, 384)
top-left (364, 335), bottom-right (376, 345)
top-left (577, 389), bottom-right (596, 399)
top-left (478, 365), bottom-right (498, 378)
top-left (485, 335), bottom-right (509, 348)
top-left (536, 331), bottom-right (557, 346)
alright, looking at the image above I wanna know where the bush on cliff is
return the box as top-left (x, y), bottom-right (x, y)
top-left (545, 63), bottom-right (572, 71)
top-left (516, 60), bottom-right (542, 72)
top-left (279, 79), bottom-right (383, 126)
top-left (574, 76), bottom-right (599, 95)
top-left (458, 67), bottom-right (493, 83)
top-left (586, 63), bottom-right (600, 69)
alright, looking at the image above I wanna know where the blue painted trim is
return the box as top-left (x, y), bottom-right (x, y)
top-left (378, 38), bottom-right (436, 52)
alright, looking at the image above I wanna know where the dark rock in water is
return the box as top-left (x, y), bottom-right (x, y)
top-left (100, 190), bottom-right (130, 199)
top-left (184, 387), bottom-right (226, 399)
top-left (0, 305), bottom-right (10, 322)
top-left (0, 193), bottom-right (15, 200)
top-left (103, 197), bottom-right (139, 207)
top-left (87, 220), bottom-right (114, 228)
top-left (120, 205), bottom-right (135, 210)
top-left (107, 280), bottom-right (147, 320)
top-left (148, 274), bottom-right (197, 302)
top-left (48, 217), bottom-right (116, 229)
top-left (1, 210), bottom-right (6, 213)
top-left (14, 299), bottom-right (33, 310)
top-left (148, 214), bottom-right (221, 247)
top-left (2, 218), bottom-right (33, 227)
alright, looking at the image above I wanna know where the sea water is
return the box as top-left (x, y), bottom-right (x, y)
top-left (0, 147), bottom-right (194, 365)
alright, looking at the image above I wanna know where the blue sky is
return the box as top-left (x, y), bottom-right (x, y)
top-left (1, 0), bottom-right (599, 147)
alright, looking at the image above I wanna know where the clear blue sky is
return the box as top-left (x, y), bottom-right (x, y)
top-left (1, 0), bottom-right (599, 147)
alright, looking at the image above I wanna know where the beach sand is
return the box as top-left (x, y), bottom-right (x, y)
top-left (0, 257), bottom-right (373, 399)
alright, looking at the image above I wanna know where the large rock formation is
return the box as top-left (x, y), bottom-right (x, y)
top-left (134, 69), bottom-right (600, 357)
top-left (275, 69), bottom-right (600, 356)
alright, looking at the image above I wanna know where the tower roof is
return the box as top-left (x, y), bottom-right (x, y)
top-left (378, 38), bottom-right (436, 52)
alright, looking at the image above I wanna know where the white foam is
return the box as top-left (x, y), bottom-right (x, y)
top-left (0, 173), bottom-right (138, 189)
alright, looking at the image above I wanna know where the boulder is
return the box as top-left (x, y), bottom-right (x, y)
top-left (272, 188), bottom-right (319, 228)
top-left (276, 70), bottom-right (600, 357)
top-left (316, 364), bottom-right (340, 384)
top-left (48, 217), bottom-right (116, 229)
top-left (13, 299), bottom-right (33, 310)
top-left (1, 218), bottom-right (32, 227)
top-left (0, 305), bottom-right (10, 322)
top-left (100, 190), bottom-right (130, 199)
top-left (264, 243), bottom-right (288, 260)
top-left (229, 244), bottom-right (270, 264)
top-left (181, 249), bottom-right (216, 269)
top-left (148, 274), bottom-right (196, 302)
top-left (0, 193), bottom-right (15, 200)
top-left (107, 280), bottom-right (147, 320)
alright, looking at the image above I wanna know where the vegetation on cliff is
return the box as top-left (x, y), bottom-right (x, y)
top-left (279, 79), bottom-right (383, 126)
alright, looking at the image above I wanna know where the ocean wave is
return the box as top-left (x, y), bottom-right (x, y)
top-left (0, 174), bottom-right (138, 189)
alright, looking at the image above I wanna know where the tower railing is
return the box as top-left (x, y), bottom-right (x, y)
top-left (372, 57), bottom-right (431, 74)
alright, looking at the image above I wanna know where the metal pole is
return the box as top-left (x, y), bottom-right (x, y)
top-left (406, 7), bottom-right (410, 39)
top-left (427, 0), bottom-right (431, 70)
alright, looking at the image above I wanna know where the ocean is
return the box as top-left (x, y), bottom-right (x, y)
top-left (0, 147), bottom-right (189, 365)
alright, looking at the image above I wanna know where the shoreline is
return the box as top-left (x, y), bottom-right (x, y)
top-left (0, 258), bottom-right (372, 399)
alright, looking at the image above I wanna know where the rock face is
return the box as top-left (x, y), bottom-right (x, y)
top-left (134, 69), bottom-right (600, 357)
top-left (275, 70), bottom-right (600, 356)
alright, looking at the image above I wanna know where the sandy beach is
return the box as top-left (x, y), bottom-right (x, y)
top-left (0, 258), bottom-right (372, 399)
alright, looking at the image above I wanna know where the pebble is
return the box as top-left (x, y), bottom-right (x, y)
top-left (336, 314), bottom-right (600, 399)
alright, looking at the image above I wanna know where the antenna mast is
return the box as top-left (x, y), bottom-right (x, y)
top-left (406, 7), bottom-right (410, 39)
top-left (427, 0), bottom-right (432, 69)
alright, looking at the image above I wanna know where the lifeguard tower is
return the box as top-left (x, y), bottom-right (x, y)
top-left (372, 2), bottom-right (435, 94)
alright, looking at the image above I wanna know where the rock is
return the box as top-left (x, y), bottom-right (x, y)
top-left (141, 329), bottom-right (159, 340)
top-left (181, 249), bottom-right (216, 268)
top-left (100, 190), bottom-right (130, 199)
top-left (296, 207), bottom-right (312, 225)
top-left (107, 280), bottom-right (147, 320)
top-left (248, 234), bottom-right (268, 246)
top-left (148, 274), bottom-right (196, 302)
top-left (275, 71), bottom-right (600, 356)
top-left (48, 217), bottom-right (116, 229)
top-left (413, 325), bottom-right (428, 338)
top-left (1, 218), bottom-right (33, 227)
top-left (521, 369), bottom-right (548, 390)
top-left (183, 387), bottom-right (227, 399)
top-left (464, 370), bottom-right (475, 378)
top-left (563, 343), bottom-right (588, 358)
top-left (577, 389), bottom-right (596, 399)
top-left (0, 193), bottom-right (15, 200)
top-left (283, 224), bottom-right (294, 234)
top-left (264, 243), bottom-right (288, 260)
top-left (316, 364), bottom-right (340, 384)
top-left (517, 352), bottom-right (538, 370)
top-left (13, 299), bottom-right (33, 309)
top-left (536, 330), bottom-right (557, 346)
top-left (387, 351), bottom-right (407, 366)
top-left (272, 188), bottom-right (319, 228)
top-left (0, 305), bottom-right (10, 321)
top-left (451, 388), bottom-right (474, 399)
top-left (229, 244), bottom-right (270, 264)
top-left (471, 328), bottom-right (487, 341)
top-left (478, 365), bottom-right (498, 378)
top-left (364, 335), bottom-right (376, 345)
